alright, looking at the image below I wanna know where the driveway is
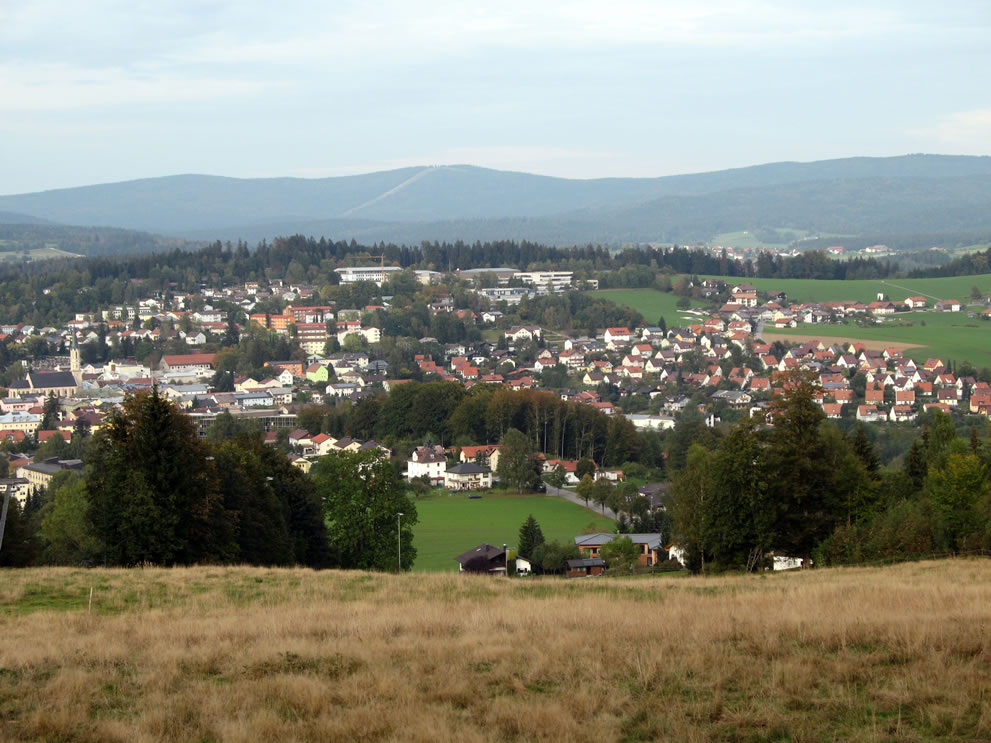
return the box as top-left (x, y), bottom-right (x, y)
top-left (546, 484), bottom-right (619, 521)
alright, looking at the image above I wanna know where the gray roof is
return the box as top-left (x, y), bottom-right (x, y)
top-left (447, 462), bottom-right (490, 475)
top-left (574, 533), bottom-right (662, 550)
top-left (28, 372), bottom-right (78, 388)
top-left (567, 558), bottom-right (607, 569)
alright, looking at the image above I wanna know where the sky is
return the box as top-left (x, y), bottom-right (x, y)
top-left (1, 0), bottom-right (989, 194)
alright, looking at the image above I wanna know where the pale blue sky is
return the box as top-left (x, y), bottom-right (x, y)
top-left (2, 1), bottom-right (989, 194)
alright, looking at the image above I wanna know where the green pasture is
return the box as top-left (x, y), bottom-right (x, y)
top-left (591, 289), bottom-right (707, 324)
top-left (765, 311), bottom-right (991, 366)
top-left (0, 246), bottom-right (82, 262)
top-left (699, 273), bottom-right (991, 304)
top-left (412, 492), bottom-right (615, 572)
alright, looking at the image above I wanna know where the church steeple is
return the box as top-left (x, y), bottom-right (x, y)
top-left (70, 332), bottom-right (82, 384)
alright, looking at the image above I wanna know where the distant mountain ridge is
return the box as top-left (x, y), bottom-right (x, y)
top-left (2, 154), bottom-right (991, 246)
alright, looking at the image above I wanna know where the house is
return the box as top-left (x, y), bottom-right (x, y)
top-left (574, 533), bottom-right (662, 566)
top-left (856, 405), bottom-right (885, 423)
top-left (603, 327), bottom-right (632, 346)
top-left (889, 405), bottom-right (917, 423)
top-left (459, 445), bottom-right (501, 470)
top-left (445, 462), bottom-right (493, 491)
top-left (504, 325), bottom-right (542, 343)
top-left (904, 296), bottom-right (927, 310)
top-left (407, 444), bottom-right (447, 485)
top-left (455, 543), bottom-right (507, 574)
top-left (288, 429), bottom-right (314, 453)
top-left (935, 299), bottom-right (962, 312)
top-left (289, 455), bottom-right (312, 473)
top-left (566, 558), bottom-right (607, 578)
top-left (305, 363), bottom-right (330, 383)
top-left (310, 433), bottom-right (338, 456)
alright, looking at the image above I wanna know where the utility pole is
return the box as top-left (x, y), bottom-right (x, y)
top-left (397, 512), bottom-right (404, 571)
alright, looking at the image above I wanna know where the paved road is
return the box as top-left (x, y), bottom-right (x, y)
top-left (546, 484), bottom-right (619, 521)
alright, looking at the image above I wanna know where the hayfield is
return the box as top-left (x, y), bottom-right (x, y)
top-left (414, 493), bottom-right (615, 572)
top-left (2, 560), bottom-right (991, 742)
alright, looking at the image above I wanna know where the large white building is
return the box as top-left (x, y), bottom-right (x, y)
top-left (334, 266), bottom-right (404, 286)
top-left (476, 286), bottom-right (533, 305)
top-left (513, 271), bottom-right (573, 295)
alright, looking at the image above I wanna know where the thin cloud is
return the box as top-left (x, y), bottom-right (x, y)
top-left (0, 62), bottom-right (275, 111)
top-left (910, 109), bottom-right (991, 153)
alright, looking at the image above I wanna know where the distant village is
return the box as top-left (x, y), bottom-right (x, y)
top-left (1, 265), bottom-right (986, 513)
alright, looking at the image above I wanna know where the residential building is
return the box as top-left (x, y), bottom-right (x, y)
top-left (444, 462), bottom-right (492, 491)
top-left (407, 445), bottom-right (447, 485)
top-left (574, 533), bottom-right (663, 566)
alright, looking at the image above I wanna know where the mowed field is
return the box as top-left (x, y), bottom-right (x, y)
top-left (595, 278), bottom-right (991, 364)
top-left (2, 560), bottom-right (991, 741)
top-left (762, 311), bottom-right (991, 365)
top-left (414, 493), bottom-right (615, 572)
top-left (700, 273), bottom-right (991, 304)
top-left (590, 288), bottom-right (707, 323)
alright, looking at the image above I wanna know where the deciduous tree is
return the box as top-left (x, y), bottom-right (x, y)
top-left (312, 450), bottom-right (416, 571)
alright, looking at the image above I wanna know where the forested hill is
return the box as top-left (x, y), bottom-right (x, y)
top-left (2, 154), bottom-right (991, 246)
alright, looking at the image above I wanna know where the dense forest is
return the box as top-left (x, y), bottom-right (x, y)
top-left (910, 244), bottom-right (991, 278)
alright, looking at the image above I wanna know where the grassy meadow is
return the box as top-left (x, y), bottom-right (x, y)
top-left (2, 560), bottom-right (991, 741)
top-left (595, 277), bottom-right (991, 364)
top-left (764, 311), bottom-right (991, 365)
top-left (414, 493), bottom-right (614, 572)
top-left (700, 273), bottom-right (991, 305)
top-left (591, 288), bottom-right (707, 323)
top-left (710, 229), bottom-right (817, 252)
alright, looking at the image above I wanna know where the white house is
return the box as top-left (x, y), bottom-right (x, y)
top-left (407, 444), bottom-right (447, 485)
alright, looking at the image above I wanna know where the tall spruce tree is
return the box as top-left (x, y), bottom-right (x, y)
top-left (517, 514), bottom-right (545, 559)
top-left (87, 386), bottom-right (236, 565)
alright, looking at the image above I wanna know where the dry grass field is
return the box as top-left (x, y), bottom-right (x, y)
top-left (2, 560), bottom-right (991, 742)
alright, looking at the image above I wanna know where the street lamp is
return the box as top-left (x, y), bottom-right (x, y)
top-left (397, 512), bottom-right (404, 571)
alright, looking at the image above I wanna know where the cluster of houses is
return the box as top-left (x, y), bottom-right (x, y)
top-left (712, 282), bottom-right (967, 330)
top-left (454, 532), bottom-right (664, 578)
top-left (1, 270), bottom-right (986, 508)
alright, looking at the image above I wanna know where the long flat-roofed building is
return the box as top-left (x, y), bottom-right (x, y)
top-left (334, 266), bottom-right (403, 286)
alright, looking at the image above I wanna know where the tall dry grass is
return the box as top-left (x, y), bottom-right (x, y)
top-left (1, 560), bottom-right (990, 742)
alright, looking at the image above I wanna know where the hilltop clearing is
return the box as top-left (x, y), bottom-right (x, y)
top-left (1, 560), bottom-right (989, 741)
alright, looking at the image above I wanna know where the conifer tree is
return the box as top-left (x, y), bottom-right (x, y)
top-left (517, 515), bottom-right (545, 560)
